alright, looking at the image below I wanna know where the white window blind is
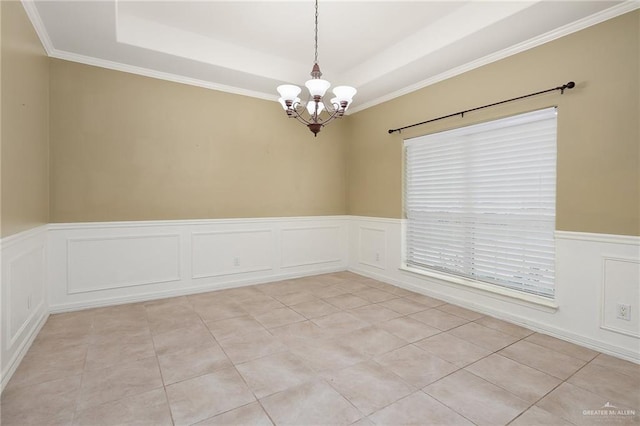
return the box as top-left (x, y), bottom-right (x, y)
top-left (404, 108), bottom-right (557, 298)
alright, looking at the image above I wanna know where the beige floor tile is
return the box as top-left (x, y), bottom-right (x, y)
top-left (241, 297), bottom-right (286, 316)
top-left (348, 304), bottom-right (403, 324)
top-left (147, 305), bottom-right (204, 335)
top-left (290, 299), bottom-right (341, 319)
top-left (590, 353), bottom-right (640, 379)
top-left (538, 382), bottom-right (639, 425)
top-left (374, 345), bottom-right (458, 388)
top-left (307, 284), bottom-right (352, 298)
top-left (449, 322), bottom-right (521, 351)
top-left (76, 356), bottom-right (163, 411)
top-left (236, 351), bottom-right (316, 398)
top-left (379, 298), bottom-right (431, 315)
top-left (324, 293), bottom-right (370, 310)
top-left (192, 301), bottom-right (246, 322)
top-left (415, 333), bottom-right (492, 367)
top-left (437, 304), bottom-right (484, 320)
top-left (568, 362), bottom-right (640, 409)
top-left (166, 367), bottom-right (256, 426)
top-left (474, 316), bottom-right (534, 339)
top-left (368, 391), bottom-right (474, 426)
top-left (253, 307), bottom-right (306, 329)
top-left (465, 354), bottom-right (561, 402)
top-left (388, 287), bottom-right (415, 297)
top-left (312, 312), bottom-right (371, 334)
top-left (335, 326), bottom-right (408, 358)
top-left (195, 401), bottom-right (273, 425)
top-left (72, 388), bottom-right (172, 426)
top-left (40, 311), bottom-right (94, 339)
top-left (525, 333), bottom-right (599, 361)
top-left (144, 296), bottom-right (191, 310)
top-left (288, 339), bottom-right (367, 372)
top-left (410, 309), bottom-right (469, 331)
top-left (499, 340), bottom-right (587, 380)
top-left (378, 316), bottom-right (441, 342)
top-left (92, 306), bottom-right (148, 334)
top-left (6, 344), bottom-right (87, 389)
top-left (84, 333), bottom-right (155, 371)
top-left (334, 282), bottom-right (373, 294)
top-left (269, 320), bottom-right (334, 346)
top-left (425, 370), bottom-right (529, 426)
top-left (205, 315), bottom-right (266, 340)
top-left (509, 406), bottom-right (574, 426)
top-left (217, 329), bottom-right (288, 364)
top-left (0, 375), bottom-right (81, 426)
top-left (353, 288), bottom-right (398, 303)
top-left (325, 361), bottom-right (413, 415)
top-left (405, 293), bottom-right (447, 308)
top-left (272, 290), bottom-right (317, 306)
top-left (350, 417), bottom-right (375, 426)
top-left (88, 324), bottom-right (150, 346)
top-left (152, 322), bottom-right (218, 355)
top-left (260, 380), bottom-right (362, 425)
top-left (158, 344), bottom-right (233, 385)
top-left (257, 280), bottom-right (302, 296)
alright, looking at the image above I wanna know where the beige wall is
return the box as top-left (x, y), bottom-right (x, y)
top-left (1, 1), bottom-right (49, 237)
top-left (347, 11), bottom-right (640, 237)
top-left (49, 60), bottom-right (348, 223)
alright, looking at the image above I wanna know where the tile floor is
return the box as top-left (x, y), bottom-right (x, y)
top-left (1, 272), bottom-right (638, 425)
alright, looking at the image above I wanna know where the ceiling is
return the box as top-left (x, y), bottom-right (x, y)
top-left (24, 0), bottom-right (637, 113)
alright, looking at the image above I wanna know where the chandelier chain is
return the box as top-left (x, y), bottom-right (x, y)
top-left (314, 0), bottom-right (319, 64)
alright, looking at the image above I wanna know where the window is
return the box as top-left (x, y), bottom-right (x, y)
top-left (404, 108), bottom-right (557, 299)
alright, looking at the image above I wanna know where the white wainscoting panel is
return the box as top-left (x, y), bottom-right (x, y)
top-left (191, 229), bottom-right (274, 278)
top-left (67, 234), bottom-right (181, 294)
top-left (281, 225), bottom-right (346, 269)
top-left (601, 256), bottom-right (640, 338)
top-left (358, 226), bottom-right (387, 270)
top-left (1, 226), bottom-right (49, 392)
top-left (348, 217), bottom-right (640, 362)
top-left (47, 217), bottom-right (349, 313)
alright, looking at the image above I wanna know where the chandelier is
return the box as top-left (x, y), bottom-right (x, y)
top-left (276, 0), bottom-right (356, 137)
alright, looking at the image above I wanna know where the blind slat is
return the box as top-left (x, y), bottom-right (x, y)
top-left (404, 108), bottom-right (557, 298)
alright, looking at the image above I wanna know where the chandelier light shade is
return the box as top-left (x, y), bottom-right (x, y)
top-left (276, 0), bottom-right (356, 136)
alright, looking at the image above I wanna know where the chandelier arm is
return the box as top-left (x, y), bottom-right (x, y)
top-left (320, 105), bottom-right (344, 125)
top-left (292, 113), bottom-right (313, 126)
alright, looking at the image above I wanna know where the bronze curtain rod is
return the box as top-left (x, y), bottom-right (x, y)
top-left (387, 81), bottom-right (575, 134)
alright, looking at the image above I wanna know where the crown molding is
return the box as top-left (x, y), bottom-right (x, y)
top-left (348, 1), bottom-right (640, 114)
top-left (21, 0), bottom-right (638, 113)
top-left (20, 0), bottom-right (54, 55)
top-left (49, 49), bottom-right (278, 102)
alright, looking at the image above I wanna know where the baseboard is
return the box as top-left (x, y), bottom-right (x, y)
top-left (0, 310), bottom-right (49, 393)
top-left (48, 265), bottom-right (346, 313)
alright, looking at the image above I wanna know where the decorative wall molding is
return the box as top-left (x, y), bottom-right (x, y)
top-left (66, 234), bottom-right (182, 294)
top-left (601, 256), bottom-right (640, 338)
top-left (1, 225), bottom-right (49, 393)
top-left (280, 225), bottom-right (345, 269)
top-left (191, 229), bottom-right (274, 279)
top-left (555, 230), bottom-right (640, 245)
top-left (47, 217), bottom-right (349, 312)
top-left (2, 216), bottom-right (639, 394)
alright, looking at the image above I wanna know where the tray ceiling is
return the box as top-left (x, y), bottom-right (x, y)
top-left (24, 0), bottom-right (636, 113)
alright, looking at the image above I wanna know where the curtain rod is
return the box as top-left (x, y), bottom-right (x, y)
top-left (387, 81), bottom-right (575, 134)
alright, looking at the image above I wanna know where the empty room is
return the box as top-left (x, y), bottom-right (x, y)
top-left (1, 0), bottom-right (639, 425)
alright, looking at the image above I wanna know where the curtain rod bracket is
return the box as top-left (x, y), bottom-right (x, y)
top-left (388, 81), bottom-right (576, 134)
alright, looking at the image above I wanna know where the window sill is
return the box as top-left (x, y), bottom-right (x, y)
top-left (399, 264), bottom-right (559, 312)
